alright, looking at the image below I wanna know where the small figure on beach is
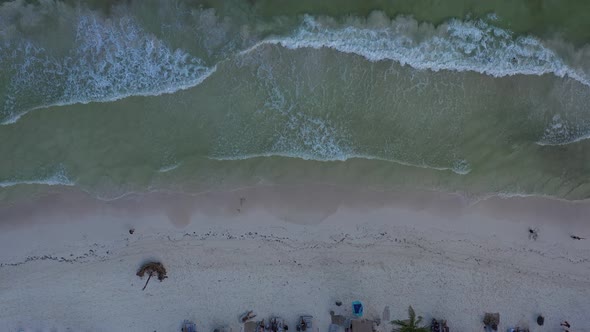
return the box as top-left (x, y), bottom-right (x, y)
top-left (237, 197), bottom-right (246, 212)
top-left (560, 321), bottom-right (571, 328)
top-left (298, 318), bottom-right (307, 331)
top-left (182, 320), bottom-right (196, 332)
top-left (129, 228), bottom-right (135, 235)
top-left (570, 235), bottom-right (585, 240)
top-left (528, 227), bottom-right (539, 240)
top-left (296, 316), bottom-right (312, 332)
top-left (483, 312), bottom-right (499, 331)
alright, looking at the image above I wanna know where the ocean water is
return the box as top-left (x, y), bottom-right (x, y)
top-left (1, 0), bottom-right (590, 201)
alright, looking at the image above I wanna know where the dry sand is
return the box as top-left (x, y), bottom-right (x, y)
top-left (0, 184), bottom-right (589, 332)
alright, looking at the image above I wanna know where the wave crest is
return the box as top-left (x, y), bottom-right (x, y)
top-left (0, 166), bottom-right (74, 188)
top-left (1, 11), bottom-right (214, 124)
top-left (250, 13), bottom-right (590, 87)
top-left (3, 8), bottom-right (590, 126)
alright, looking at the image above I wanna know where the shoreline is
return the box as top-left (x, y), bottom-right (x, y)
top-left (3, 182), bottom-right (590, 228)
top-left (0, 184), bottom-right (589, 331)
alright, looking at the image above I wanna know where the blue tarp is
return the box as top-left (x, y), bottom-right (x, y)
top-left (352, 301), bottom-right (363, 317)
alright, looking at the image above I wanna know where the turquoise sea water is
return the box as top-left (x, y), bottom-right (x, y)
top-left (1, 0), bottom-right (590, 201)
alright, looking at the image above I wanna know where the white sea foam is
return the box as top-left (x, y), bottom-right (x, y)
top-left (4, 10), bottom-right (590, 132)
top-left (209, 153), bottom-right (470, 175)
top-left (158, 163), bottom-right (181, 173)
top-left (271, 112), bottom-right (352, 161)
top-left (537, 114), bottom-right (590, 146)
top-left (1, 13), bottom-right (217, 124)
top-left (245, 13), bottom-right (590, 87)
top-left (0, 168), bottom-right (74, 188)
top-left (537, 132), bottom-right (590, 146)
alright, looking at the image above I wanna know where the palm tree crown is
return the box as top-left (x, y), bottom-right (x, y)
top-left (391, 306), bottom-right (429, 332)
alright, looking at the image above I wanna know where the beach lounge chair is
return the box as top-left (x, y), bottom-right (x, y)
top-left (244, 321), bottom-right (259, 332)
top-left (296, 316), bottom-right (313, 332)
top-left (350, 319), bottom-right (373, 332)
top-left (214, 328), bottom-right (232, 332)
top-left (329, 324), bottom-right (346, 332)
top-left (330, 311), bottom-right (349, 328)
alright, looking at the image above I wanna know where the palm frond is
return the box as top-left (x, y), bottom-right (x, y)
top-left (415, 315), bottom-right (422, 325)
top-left (391, 319), bottom-right (408, 327)
top-left (391, 306), bottom-right (429, 332)
top-left (408, 306), bottom-right (415, 323)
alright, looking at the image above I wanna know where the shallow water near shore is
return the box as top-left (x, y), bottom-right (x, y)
top-left (2, 0), bottom-right (590, 201)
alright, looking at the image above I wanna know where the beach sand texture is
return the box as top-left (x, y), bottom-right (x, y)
top-left (0, 185), bottom-right (588, 331)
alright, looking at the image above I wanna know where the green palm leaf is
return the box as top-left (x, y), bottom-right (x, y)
top-left (391, 306), bottom-right (429, 332)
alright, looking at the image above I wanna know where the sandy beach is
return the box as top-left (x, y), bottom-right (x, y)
top-left (0, 184), bottom-right (588, 332)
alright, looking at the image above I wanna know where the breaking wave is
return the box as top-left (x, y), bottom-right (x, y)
top-left (2, 9), bottom-right (590, 125)
top-left (0, 13), bottom-right (215, 124)
top-left (253, 13), bottom-right (590, 87)
top-left (209, 154), bottom-right (471, 175)
top-left (537, 114), bottom-right (590, 146)
top-left (0, 167), bottom-right (74, 188)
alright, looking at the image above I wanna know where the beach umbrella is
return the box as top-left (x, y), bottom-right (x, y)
top-left (136, 261), bottom-right (168, 290)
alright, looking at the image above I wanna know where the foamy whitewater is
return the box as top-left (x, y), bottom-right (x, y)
top-left (0, 13), bottom-right (215, 124)
top-left (2, 1), bottom-right (590, 200)
top-left (2, 9), bottom-right (590, 125)
top-left (0, 167), bottom-right (74, 188)
top-left (258, 14), bottom-right (590, 86)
